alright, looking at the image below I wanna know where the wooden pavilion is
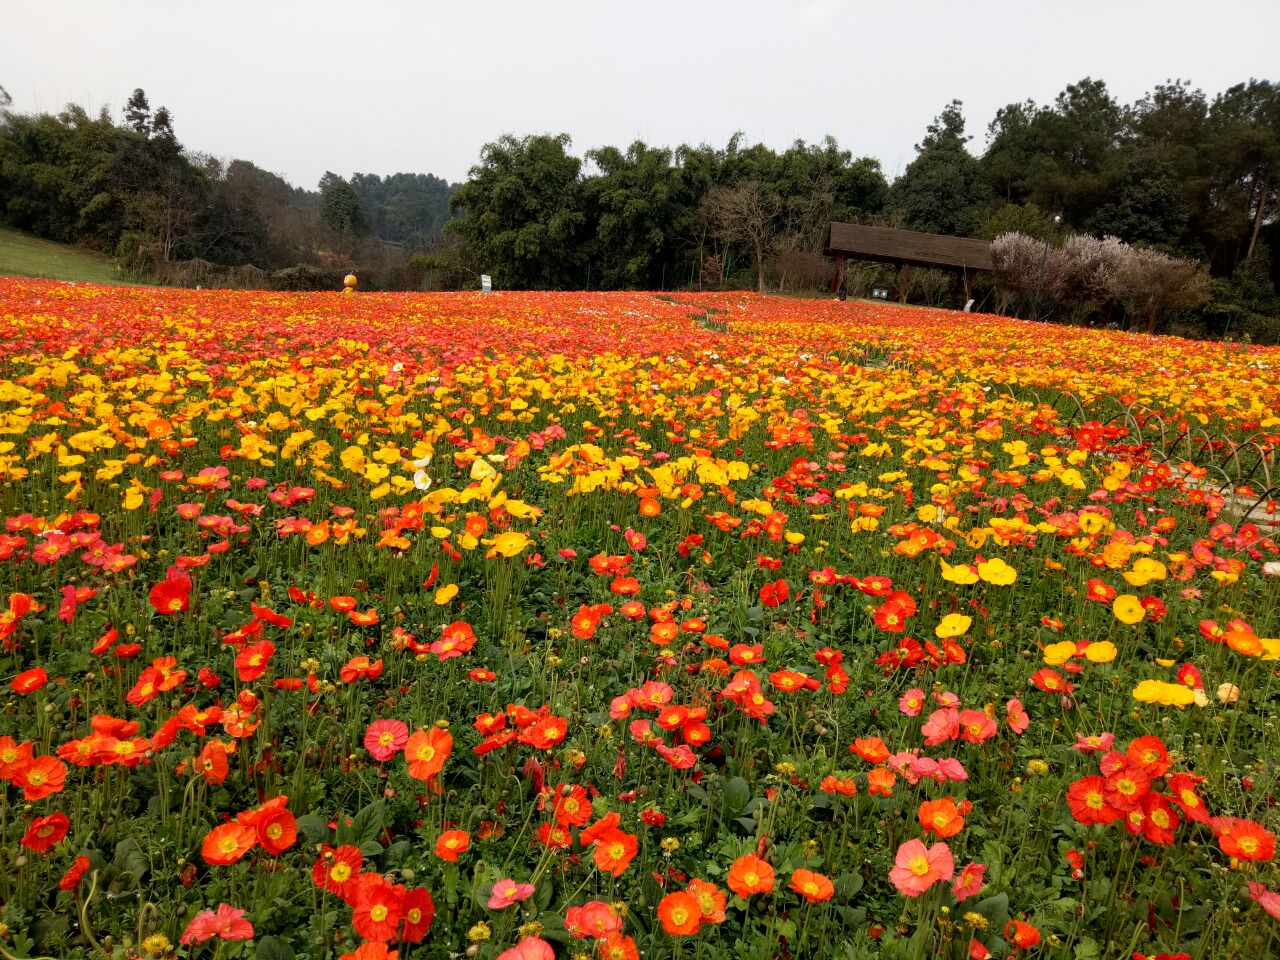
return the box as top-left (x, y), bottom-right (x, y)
top-left (823, 222), bottom-right (993, 305)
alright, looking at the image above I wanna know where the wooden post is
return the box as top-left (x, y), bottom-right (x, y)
top-left (830, 253), bottom-right (846, 294)
top-left (898, 264), bottom-right (910, 304)
top-left (964, 270), bottom-right (975, 306)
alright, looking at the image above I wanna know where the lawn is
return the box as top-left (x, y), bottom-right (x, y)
top-left (0, 227), bottom-right (124, 284)
top-left (0, 276), bottom-right (1278, 960)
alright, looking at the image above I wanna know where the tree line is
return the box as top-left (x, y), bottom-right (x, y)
top-left (0, 78), bottom-right (1277, 339)
top-left (0, 87), bottom-right (455, 288)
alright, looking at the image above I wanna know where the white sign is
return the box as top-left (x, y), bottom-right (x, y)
top-left (481, 275), bottom-right (492, 293)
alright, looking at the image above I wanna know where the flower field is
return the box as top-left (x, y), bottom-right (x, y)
top-left (2, 276), bottom-right (1280, 960)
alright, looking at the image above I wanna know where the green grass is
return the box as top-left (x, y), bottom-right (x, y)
top-left (0, 226), bottom-right (125, 284)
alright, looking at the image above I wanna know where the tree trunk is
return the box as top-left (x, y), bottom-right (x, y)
top-left (1246, 175), bottom-right (1269, 262)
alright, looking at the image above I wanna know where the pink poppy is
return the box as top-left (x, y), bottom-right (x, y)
top-left (887, 751), bottom-right (919, 775)
top-left (933, 691), bottom-right (961, 708)
top-left (496, 938), bottom-right (555, 960)
top-left (363, 719), bottom-right (410, 762)
top-left (898, 688), bottom-right (926, 716)
top-left (1248, 882), bottom-right (1280, 920)
top-left (921, 708), bottom-right (960, 746)
top-left (904, 757), bottom-right (968, 785)
top-left (904, 757), bottom-right (939, 784)
top-left (1073, 732), bottom-right (1115, 753)
top-left (889, 839), bottom-right (954, 898)
top-left (180, 903), bottom-right (254, 945)
top-left (952, 862), bottom-right (987, 900)
top-left (488, 878), bottom-right (536, 909)
top-left (1005, 698), bottom-right (1029, 735)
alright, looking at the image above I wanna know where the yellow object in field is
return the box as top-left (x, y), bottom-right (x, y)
top-left (343, 274), bottom-right (358, 290)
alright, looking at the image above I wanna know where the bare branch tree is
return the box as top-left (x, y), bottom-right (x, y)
top-left (702, 181), bottom-right (781, 293)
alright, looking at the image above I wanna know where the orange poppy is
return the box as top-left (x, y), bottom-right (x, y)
top-left (404, 728), bottom-right (453, 780)
top-left (201, 822), bottom-right (257, 865)
top-left (727, 853), bottom-right (775, 896)
top-left (686, 879), bottom-right (727, 923)
top-left (789, 868), bottom-right (834, 903)
top-left (656, 891), bottom-right (701, 935)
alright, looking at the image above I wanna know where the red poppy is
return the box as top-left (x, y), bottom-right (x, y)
top-left (1140, 794), bottom-right (1180, 846)
top-left (435, 829), bottom-right (471, 861)
top-left (312, 844), bottom-right (364, 897)
top-left (1066, 776), bottom-right (1123, 826)
top-left (759, 579), bottom-right (790, 607)
top-left (727, 853), bottom-right (775, 896)
top-left (657, 891), bottom-right (701, 935)
top-left (790, 868), bottom-right (835, 902)
top-left (1167, 773), bottom-right (1211, 824)
top-left (352, 877), bottom-right (405, 943)
top-left (15, 755), bottom-right (66, 800)
top-left (1213, 817), bottom-right (1275, 862)
top-left (552, 785), bottom-right (593, 827)
top-left (591, 828), bottom-right (638, 877)
top-left (401, 886), bottom-right (435, 942)
top-left (235, 641), bottom-right (275, 682)
top-left (1004, 920), bottom-right (1040, 949)
top-left (11, 666), bottom-right (49, 695)
top-left (21, 812), bottom-right (70, 852)
top-left (59, 854), bottom-right (91, 891)
top-left (148, 567), bottom-right (192, 615)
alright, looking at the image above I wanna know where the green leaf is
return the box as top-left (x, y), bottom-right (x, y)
top-left (724, 776), bottom-right (751, 816)
top-left (1074, 937), bottom-right (1101, 960)
top-left (835, 872), bottom-right (863, 898)
top-left (256, 937), bottom-right (295, 960)
top-left (295, 814), bottom-right (330, 845)
top-left (535, 878), bottom-right (554, 911)
top-left (385, 839), bottom-right (412, 865)
top-left (112, 837), bottom-right (148, 882)
top-left (342, 799), bottom-right (387, 846)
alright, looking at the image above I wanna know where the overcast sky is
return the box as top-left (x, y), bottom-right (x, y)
top-left (3, 0), bottom-right (1278, 189)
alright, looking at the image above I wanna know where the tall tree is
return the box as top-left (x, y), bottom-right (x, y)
top-left (1205, 80), bottom-right (1280, 265)
top-left (890, 100), bottom-right (989, 236)
top-left (124, 88), bottom-right (151, 134)
top-left (318, 171), bottom-right (367, 241)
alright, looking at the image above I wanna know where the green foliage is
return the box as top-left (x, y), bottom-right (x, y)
top-left (976, 202), bottom-right (1055, 242)
top-left (1197, 242), bottom-right (1280, 342)
top-left (351, 171), bottom-right (454, 250)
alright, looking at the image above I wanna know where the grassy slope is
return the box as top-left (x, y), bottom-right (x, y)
top-left (0, 226), bottom-right (123, 284)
